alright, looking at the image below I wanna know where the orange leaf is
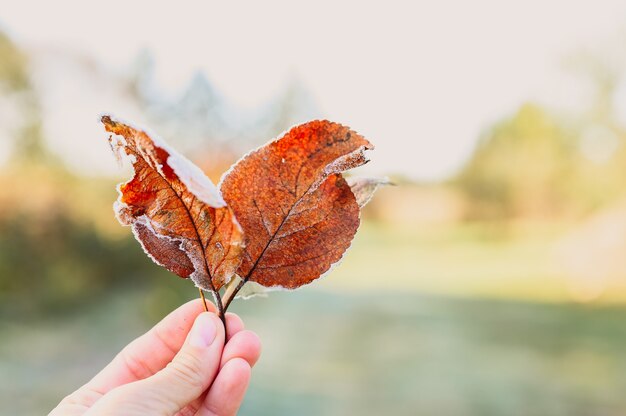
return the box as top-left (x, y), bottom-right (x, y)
top-left (102, 116), bottom-right (243, 291)
top-left (220, 120), bottom-right (373, 289)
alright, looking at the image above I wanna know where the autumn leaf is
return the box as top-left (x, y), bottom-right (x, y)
top-left (101, 115), bottom-right (379, 319)
top-left (101, 115), bottom-right (243, 292)
top-left (220, 120), bottom-right (373, 292)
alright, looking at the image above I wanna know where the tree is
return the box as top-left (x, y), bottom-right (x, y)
top-left (0, 31), bottom-right (46, 163)
top-left (455, 104), bottom-right (576, 220)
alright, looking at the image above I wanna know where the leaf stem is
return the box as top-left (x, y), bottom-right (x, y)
top-left (210, 289), bottom-right (228, 339)
top-left (198, 288), bottom-right (209, 312)
top-left (199, 287), bottom-right (228, 342)
top-left (222, 278), bottom-right (246, 312)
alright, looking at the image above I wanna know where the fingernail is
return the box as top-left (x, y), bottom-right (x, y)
top-left (189, 313), bottom-right (217, 347)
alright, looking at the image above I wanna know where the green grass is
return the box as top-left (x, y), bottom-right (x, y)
top-left (3, 285), bottom-right (626, 415)
top-left (3, 221), bottom-right (626, 414)
top-left (315, 222), bottom-right (610, 302)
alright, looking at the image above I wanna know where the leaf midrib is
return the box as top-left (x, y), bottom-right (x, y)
top-left (144, 152), bottom-right (217, 290)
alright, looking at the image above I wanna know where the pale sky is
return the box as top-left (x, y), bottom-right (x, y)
top-left (2, 0), bottom-right (626, 180)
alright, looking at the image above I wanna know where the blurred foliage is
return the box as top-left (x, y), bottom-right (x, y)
top-left (455, 104), bottom-right (578, 220)
top-left (0, 165), bottom-right (172, 320)
top-left (0, 32), bottom-right (139, 319)
top-left (0, 30), bottom-right (47, 162)
top-left (452, 48), bottom-right (626, 223)
top-left (0, 31), bottom-right (29, 92)
top-left (455, 102), bottom-right (626, 221)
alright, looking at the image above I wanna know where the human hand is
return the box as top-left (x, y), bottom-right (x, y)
top-left (50, 299), bottom-right (261, 416)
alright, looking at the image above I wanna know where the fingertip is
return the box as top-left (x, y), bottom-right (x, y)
top-left (241, 330), bottom-right (262, 366)
top-left (187, 312), bottom-right (217, 347)
top-left (197, 358), bottom-right (251, 416)
top-left (221, 330), bottom-right (262, 369)
top-left (217, 357), bottom-right (252, 398)
top-left (225, 312), bottom-right (244, 340)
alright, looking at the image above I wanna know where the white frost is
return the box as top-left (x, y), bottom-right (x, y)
top-left (104, 113), bottom-right (226, 208)
top-left (167, 153), bottom-right (226, 208)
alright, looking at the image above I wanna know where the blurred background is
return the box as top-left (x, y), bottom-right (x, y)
top-left (2, 1), bottom-right (626, 415)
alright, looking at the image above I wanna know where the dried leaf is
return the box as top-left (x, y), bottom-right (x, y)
top-left (345, 176), bottom-right (392, 208)
top-left (220, 120), bottom-right (373, 289)
top-left (102, 115), bottom-right (243, 291)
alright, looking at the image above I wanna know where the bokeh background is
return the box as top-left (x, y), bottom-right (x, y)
top-left (2, 1), bottom-right (626, 415)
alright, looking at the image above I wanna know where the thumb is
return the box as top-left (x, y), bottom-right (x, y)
top-left (90, 312), bottom-right (225, 415)
top-left (143, 312), bottom-right (225, 412)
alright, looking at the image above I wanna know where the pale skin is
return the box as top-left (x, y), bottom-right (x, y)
top-left (50, 299), bottom-right (262, 416)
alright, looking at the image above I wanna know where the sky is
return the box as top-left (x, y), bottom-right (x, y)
top-left (2, 0), bottom-right (626, 181)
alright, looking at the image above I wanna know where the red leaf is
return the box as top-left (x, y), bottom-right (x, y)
top-left (220, 120), bottom-right (373, 289)
top-left (102, 116), bottom-right (243, 291)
